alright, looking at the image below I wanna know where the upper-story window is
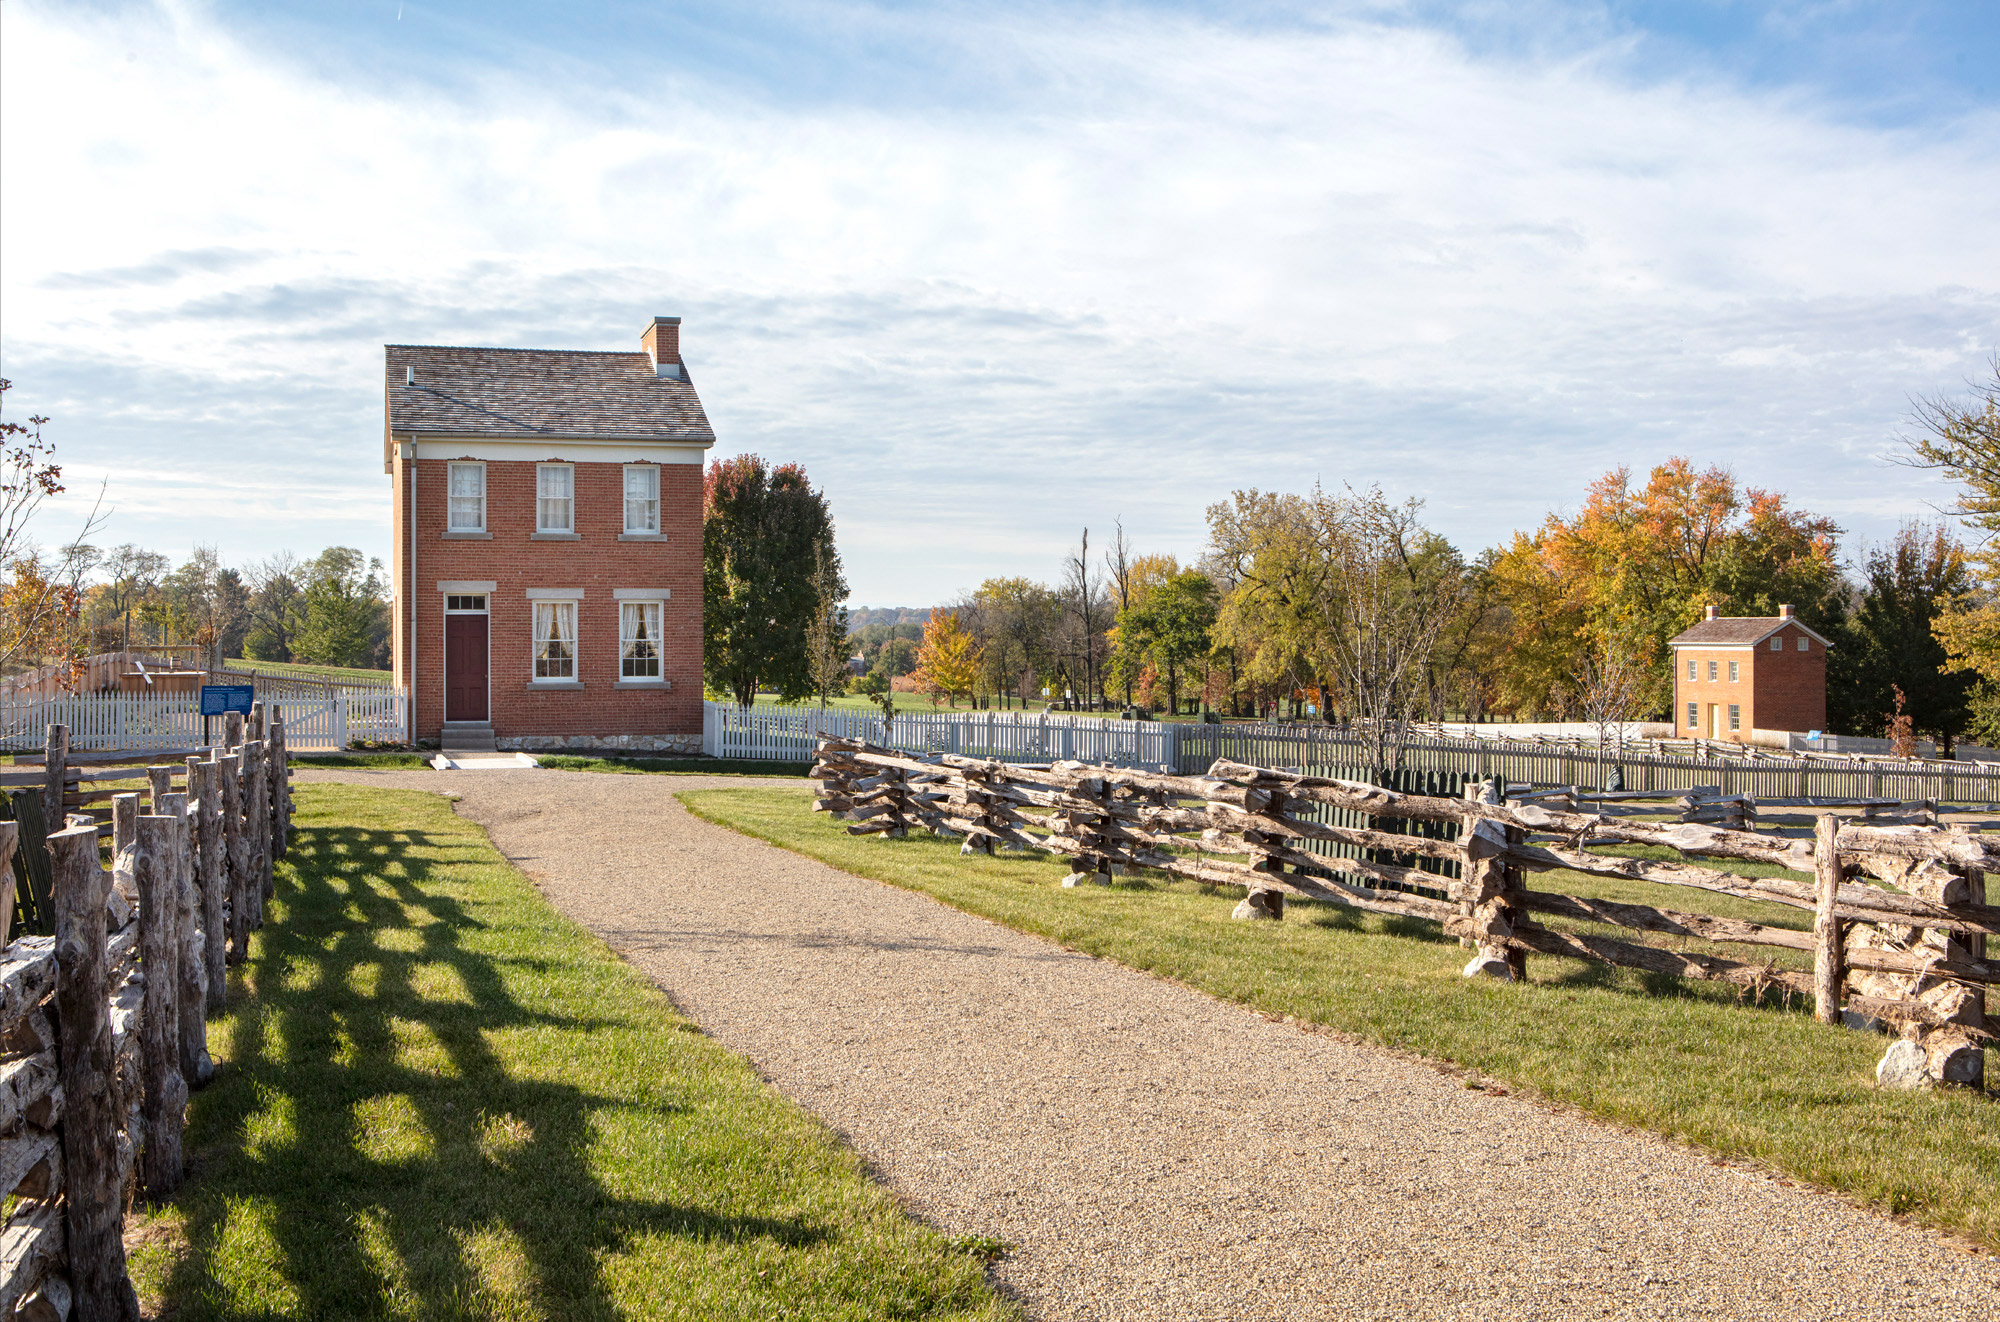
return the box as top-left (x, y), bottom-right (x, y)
top-left (1686, 658), bottom-right (1696, 682)
top-left (1798, 636), bottom-right (1810, 651)
top-left (537, 464), bottom-right (574, 533)
top-left (1707, 660), bottom-right (1718, 681)
top-left (624, 466), bottom-right (660, 534)
top-left (447, 462), bottom-right (486, 532)
top-left (1770, 637), bottom-right (1782, 651)
top-left (1728, 661), bottom-right (1739, 682)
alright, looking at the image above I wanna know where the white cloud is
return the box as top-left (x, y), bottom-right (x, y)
top-left (3, 0), bottom-right (1997, 602)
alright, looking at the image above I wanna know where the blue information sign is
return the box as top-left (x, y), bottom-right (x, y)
top-left (200, 685), bottom-right (255, 717)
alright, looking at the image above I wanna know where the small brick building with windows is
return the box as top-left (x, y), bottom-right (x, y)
top-left (1667, 604), bottom-right (1830, 743)
top-left (385, 317), bottom-right (713, 752)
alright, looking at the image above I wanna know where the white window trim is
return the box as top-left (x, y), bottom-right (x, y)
top-left (530, 597), bottom-right (579, 684)
top-left (1686, 702), bottom-right (1697, 728)
top-left (447, 461), bottom-right (486, 532)
top-left (1728, 704), bottom-right (1741, 732)
top-left (1797, 637), bottom-right (1810, 651)
top-left (623, 464), bottom-right (661, 535)
top-left (1728, 661), bottom-right (1738, 683)
top-left (536, 463), bottom-right (575, 534)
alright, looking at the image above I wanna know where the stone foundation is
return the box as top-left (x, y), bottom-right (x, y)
top-left (496, 733), bottom-right (702, 755)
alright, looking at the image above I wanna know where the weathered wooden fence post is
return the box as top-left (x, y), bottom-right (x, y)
top-left (1458, 780), bottom-right (1521, 980)
top-left (146, 765), bottom-right (172, 815)
top-left (224, 710), bottom-right (245, 750)
top-left (246, 740), bottom-right (272, 912)
top-left (1812, 813), bottom-right (1846, 1025)
top-left (219, 752), bottom-right (247, 965)
top-left (134, 815), bottom-right (187, 1197)
top-left (0, 821), bottom-right (13, 947)
top-left (269, 707), bottom-right (290, 861)
top-left (160, 791), bottom-right (211, 1086)
top-left (40, 725), bottom-right (66, 842)
top-left (193, 755), bottom-right (227, 1013)
top-left (49, 823), bottom-right (142, 1321)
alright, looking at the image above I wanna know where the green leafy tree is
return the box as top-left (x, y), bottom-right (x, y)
top-left (1830, 523), bottom-right (1976, 748)
top-left (286, 548), bottom-right (386, 668)
top-left (1115, 570), bottom-right (1217, 717)
top-left (703, 455), bottom-right (843, 707)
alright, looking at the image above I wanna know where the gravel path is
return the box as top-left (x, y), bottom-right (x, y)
top-left (297, 767), bottom-right (2000, 1320)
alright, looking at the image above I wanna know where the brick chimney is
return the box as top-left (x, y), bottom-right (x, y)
top-left (640, 316), bottom-right (682, 378)
top-left (1778, 604), bottom-right (1794, 619)
top-left (1704, 604), bottom-right (1717, 621)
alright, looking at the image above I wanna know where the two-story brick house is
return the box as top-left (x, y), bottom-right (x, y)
top-left (385, 317), bottom-right (713, 752)
top-left (1667, 604), bottom-right (1829, 743)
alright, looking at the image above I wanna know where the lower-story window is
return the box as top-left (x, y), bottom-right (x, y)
top-left (1728, 704), bottom-right (1741, 732)
top-left (533, 601), bottom-right (576, 680)
top-left (621, 601), bottom-right (663, 678)
top-left (1686, 701), bottom-right (1697, 729)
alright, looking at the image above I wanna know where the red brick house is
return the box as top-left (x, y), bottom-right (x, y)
top-left (384, 317), bottom-right (713, 752)
top-left (1667, 605), bottom-right (1829, 743)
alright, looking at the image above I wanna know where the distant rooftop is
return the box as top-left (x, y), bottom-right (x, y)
top-left (1669, 612), bottom-right (1832, 648)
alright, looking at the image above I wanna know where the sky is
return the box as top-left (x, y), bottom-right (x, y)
top-left (3, 0), bottom-right (1998, 606)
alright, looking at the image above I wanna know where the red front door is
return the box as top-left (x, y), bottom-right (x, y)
top-left (445, 614), bottom-right (488, 721)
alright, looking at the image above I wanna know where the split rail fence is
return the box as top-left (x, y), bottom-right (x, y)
top-left (711, 702), bottom-right (2000, 806)
top-left (813, 739), bottom-right (1994, 1092)
top-left (0, 710), bottom-right (292, 1319)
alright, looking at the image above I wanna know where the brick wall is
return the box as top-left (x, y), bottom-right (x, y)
top-left (1750, 624), bottom-right (1827, 734)
top-left (392, 455), bottom-right (703, 743)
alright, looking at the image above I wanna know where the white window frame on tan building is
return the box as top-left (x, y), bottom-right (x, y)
top-left (1687, 658), bottom-right (1696, 682)
top-left (535, 463), bottom-right (577, 537)
top-left (1686, 701), bottom-right (1697, 728)
top-left (622, 464), bottom-right (662, 538)
top-left (614, 587), bottom-right (670, 687)
top-left (526, 588), bottom-right (582, 685)
top-left (1729, 704), bottom-right (1741, 732)
top-left (446, 461), bottom-right (487, 534)
top-left (1728, 660), bottom-right (1738, 683)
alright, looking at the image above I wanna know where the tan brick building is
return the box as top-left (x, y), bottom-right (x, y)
top-left (1667, 605), bottom-right (1829, 743)
top-left (384, 317), bottom-right (714, 752)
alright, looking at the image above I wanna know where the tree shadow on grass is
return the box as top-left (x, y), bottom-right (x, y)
top-left (156, 821), bottom-right (828, 1321)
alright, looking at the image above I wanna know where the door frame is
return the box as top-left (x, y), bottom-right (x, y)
top-left (443, 594), bottom-right (491, 724)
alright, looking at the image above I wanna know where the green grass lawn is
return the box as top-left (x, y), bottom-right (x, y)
top-left (128, 783), bottom-right (1014, 1321)
top-left (535, 756), bottom-right (811, 778)
top-left (291, 752), bottom-right (435, 770)
top-left (226, 658), bottom-right (397, 685)
top-left (681, 786), bottom-right (2000, 1249)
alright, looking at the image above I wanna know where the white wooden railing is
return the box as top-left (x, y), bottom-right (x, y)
top-left (701, 702), bottom-right (1181, 770)
top-left (0, 688), bottom-right (407, 752)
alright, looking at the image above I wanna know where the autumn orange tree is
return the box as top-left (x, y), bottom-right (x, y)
top-left (912, 610), bottom-right (983, 708)
top-left (1488, 458), bottom-right (1842, 717)
top-left (0, 380), bottom-right (104, 677)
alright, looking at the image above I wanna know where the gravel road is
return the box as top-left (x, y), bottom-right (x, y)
top-left (296, 767), bottom-right (2000, 1320)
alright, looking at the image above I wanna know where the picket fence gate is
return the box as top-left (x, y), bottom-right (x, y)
top-left (0, 690), bottom-right (408, 753)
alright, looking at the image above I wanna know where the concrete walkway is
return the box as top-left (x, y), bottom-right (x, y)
top-left (296, 767), bottom-right (2000, 1321)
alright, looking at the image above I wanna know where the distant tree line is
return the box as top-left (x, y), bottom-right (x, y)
top-left (845, 359), bottom-right (2000, 761)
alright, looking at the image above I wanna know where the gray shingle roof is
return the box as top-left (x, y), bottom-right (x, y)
top-left (1668, 616), bottom-right (1833, 648)
top-left (384, 345), bottom-right (714, 444)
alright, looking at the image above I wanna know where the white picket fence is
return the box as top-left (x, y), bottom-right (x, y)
top-left (701, 702), bottom-right (1182, 770)
top-left (0, 688), bottom-right (408, 752)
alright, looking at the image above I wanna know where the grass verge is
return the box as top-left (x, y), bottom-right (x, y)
top-left (225, 659), bottom-right (396, 685)
top-left (681, 786), bottom-right (2000, 1249)
top-left (291, 752), bottom-right (434, 770)
top-left (535, 755), bottom-right (811, 778)
top-left (127, 782), bottom-right (1014, 1321)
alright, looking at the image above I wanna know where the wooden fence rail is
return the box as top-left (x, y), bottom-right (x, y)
top-left (0, 711), bottom-right (293, 1317)
top-left (813, 738), bottom-right (1993, 1093)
